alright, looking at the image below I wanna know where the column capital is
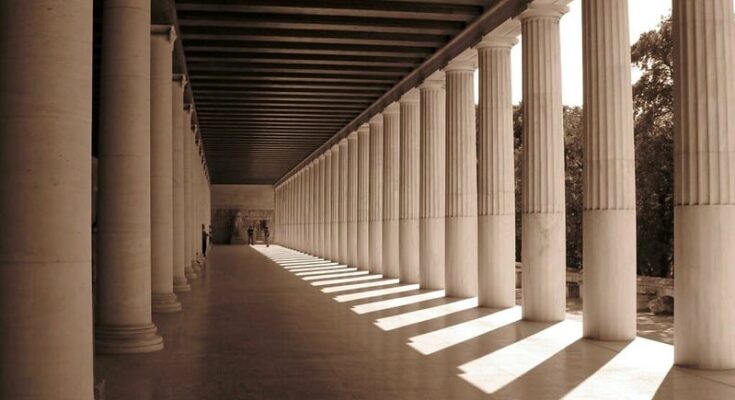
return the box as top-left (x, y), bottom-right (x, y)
top-left (151, 24), bottom-right (177, 50)
top-left (369, 113), bottom-right (384, 125)
top-left (384, 101), bottom-right (400, 115)
top-left (347, 131), bottom-right (358, 141)
top-left (445, 48), bottom-right (477, 72)
top-left (331, 143), bottom-right (341, 152)
top-left (318, 153), bottom-right (326, 162)
top-left (420, 70), bottom-right (446, 90)
top-left (477, 19), bottom-right (520, 50)
top-left (173, 74), bottom-right (188, 87)
top-left (325, 148), bottom-right (332, 156)
top-left (519, 1), bottom-right (570, 21)
top-left (357, 122), bottom-right (370, 135)
top-left (400, 88), bottom-right (420, 104)
top-left (339, 137), bottom-right (349, 147)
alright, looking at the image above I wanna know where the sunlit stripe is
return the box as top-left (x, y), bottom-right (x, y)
top-left (320, 279), bottom-right (401, 293)
top-left (334, 284), bottom-right (420, 303)
top-left (283, 262), bottom-right (339, 270)
top-left (311, 274), bottom-right (384, 286)
top-left (408, 307), bottom-right (523, 355)
top-left (562, 338), bottom-right (673, 399)
top-left (351, 290), bottom-right (446, 315)
top-left (295, 268), bottom-right (356, 276)
top-left (278, 260), bottom-right (326, 266)
top-left (374, 297), bottom-right (478, 331)
top-left (458, 319), bottom-right (583, 394)
top-left (288, 264), bottom-right (344, 272)
top-left (302, 271), bottom-right (368, 281)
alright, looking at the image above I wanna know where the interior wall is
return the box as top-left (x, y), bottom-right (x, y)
top-left (211, 184), bottom-right (275, 244)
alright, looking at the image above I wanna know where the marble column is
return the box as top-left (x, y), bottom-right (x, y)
top-left (673, 0), bottom-right (735, 369)
top-left (520, 3), bottom-right (568, 322)
top-left (318, 155), bottom-right (326, 257)
top-left (324, 150), bottom-right (332, 259)
top-left (347, 132), bottom-right (359, 267)
top-left (399, 89), bottom-right (421, 283)
top-left (150, 25), bottom-right (181, 312)
top-left (0, 0), bottom-right (94, 397)
top-left (312, 160), bottom-right (319, 255)
top-left (171, 75), bottom-right (190, 292)
top-left (477, 32), bottom-right (518, 308)
top-left (182, 107), bottom-right (197, 280)
top-left (304, 164), bottom-right (312, 253)
top-left (369, 115), bottom-right (385, 274)
top-left (383, 103), bottom-right (401, 279)
top-left (419, 71), bottom-right (447, 290)
top-left (445, 50), bottom-right (479, 298)
top-left (96, 0), bottom-right (163, 353)
top-left (331, 144), bottom-right (341, 261)
top-left (357, 123), bottom-right (370, 269)
top-left (340, 139), bottom-right (349, 263)
top-left (582, 0), bottom-right (636, 340)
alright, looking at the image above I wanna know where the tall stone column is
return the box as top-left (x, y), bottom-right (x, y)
top-left (399, 89), bottom-right (421, 283)
top-left (581, 0), bottom-right (636, 340)
top-left (477, 30), bottom-right (518, 308)
top-left (445, 50), bottom-right (479, 298)
top-left (383, 103), bottom-right (401, 279)
top-left (324, 150), bottom-right (332, 258)
top-left (182, 107), bottom-right (197, 280)
top-left (419, 71), bottom-right (447, 289)
top-left (369, 114), bottom-right (385, 274)
top-left (520, 3), bottom-right (568, 322)
top-left (347, 132), bottom-right (359, 267)
top-left (331, 144), bottom-right (341, 261)
top-left (304, 164), bottom-right (312, 253)
top-left (340, 139), bottom-right (349, 263)
top-left (673, 0), bottom-right (735, 369)
top-left (150, 25), bottom-right (181, 312)
top-left (96, 0), bottom-right (163, 353)
top-left (357, 123), bottom-right (370, 269)
top-left (311, 161), bottom-right (319, 254)
top-left (171, 75), bottom-right (190, 292)
top-left (318, 155), bottom-right (326, 257)
top-left (1, 0), bottom-right (94, 397)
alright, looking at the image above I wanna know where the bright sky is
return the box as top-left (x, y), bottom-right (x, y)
top-left (474, 0), bottom-right (675, 106)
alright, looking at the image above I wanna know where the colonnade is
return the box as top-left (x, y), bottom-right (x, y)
top-left (1, 0), bottom-right (211, 398)
top-left (274, 0), bottom-right (735, 370)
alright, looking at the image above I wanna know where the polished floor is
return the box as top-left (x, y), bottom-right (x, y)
top-left (95, 245), bottom-right (735, 399)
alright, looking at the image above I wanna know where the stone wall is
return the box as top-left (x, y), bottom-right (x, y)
top-left (211, 184), bottom-right (274, 244)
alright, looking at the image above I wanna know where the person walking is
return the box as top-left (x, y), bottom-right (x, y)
top-left (247, 225), bottom-right (254, 245)
top-left (264, 225), bottom-right (270, 247)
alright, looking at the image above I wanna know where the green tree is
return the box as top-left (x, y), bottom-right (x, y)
top-left (631, 16), bottom-right (674, 277)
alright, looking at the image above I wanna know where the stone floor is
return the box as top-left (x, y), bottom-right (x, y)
top-left (95, 244), bottom-right (735, 399)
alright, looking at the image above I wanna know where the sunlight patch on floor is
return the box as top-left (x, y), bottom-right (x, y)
top-left (302, 270), bottom-right (368, 281)
top-left (321, 279), bottom-right (401, 293)
top-left (334, 284), bottom-right (420, 303)
top-left (458, 319), bottom-right (583, 394)
top-left (351, 290), bottom-right (445, 315)
top-left (295, 267), bottom-right (356, 276)
top-left (287, 264), bottom-right (342, 272)
top-left (408, 306), bottom-right (522, 355)
top-left (374, 297), bottom-right (478, 331)
top-left (311, 274), bottom-right (384, 286)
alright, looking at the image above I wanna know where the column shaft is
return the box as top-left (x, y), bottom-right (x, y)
top-left (96, 0), bottom-right (163, 353)
top-left (357, 124), bottom-right (370, 269)
top-left (0, 0), bottom-right (94, 397)
top-left (478, 35), bottom-right (517, 308)
top-left (419, 72), bottom-right (447, 289)
top-left (171, 76), bottom-right (190, 292)
top-left (582, 0), bottom-right (636, 340)
top-left (347, 133), bottom-right (359, 267)
top-left (673, 0), bottom-right (735, 369)
top-left (521, 4), bottom-right (568, 322)
top-left (383, 104), bottom-right (401, 279)
top-left (324, 151), bottom-right (332, 258)
top-left (399, 90), bottom-right (421, 283)
top-left (369, 115), bottom-right (384, 274)
top-left (331, 144), bottom-right (341, 261)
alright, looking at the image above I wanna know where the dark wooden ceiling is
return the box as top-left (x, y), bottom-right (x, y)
top-left (175, 0), bottom-right (520, 184)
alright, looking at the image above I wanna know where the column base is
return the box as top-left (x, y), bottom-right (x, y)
top-left (152, 292), bottom-right (182, 313)
top-left (185, 266), bottom-right (199, 280)
top-left (173, 276), bottom-right (191, 292)
top-left (192, 260), bottom-right (202, 275)
top-left (95, 323), bottom-right (164, 354)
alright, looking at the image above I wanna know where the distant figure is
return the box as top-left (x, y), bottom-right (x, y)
top-left (264, 225), bottom-right (270, 247)
top-left (201, 224), bottom-right (208, 256)
top-left (247, 225), bottom-right (254, 245)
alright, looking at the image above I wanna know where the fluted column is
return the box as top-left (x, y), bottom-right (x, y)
top-left (1, 0), bottom-right (94, 396)
top-left (182, 106), bottom-right (197, 280)
top-left (477, 32), bottom-right (518, 308)
top-left (520, 3), bottom-right (568, 322)
top-left (324, 150), bottom-right (332, 258)
top-left (320, 155), bottom-right (327, 256)
top-left (150, 25), bottom-right (181, 312)
top-left (347, 132), bottom-right (359, 267)
top-left (306, 163), bottom-right (313, 253)
top-left (445, 50), bottom-right (479, 298)
top-left (673, 0), bottom-right (735, 369)
top-left (399, 89), bottom-right (421, 283)
top-left (581, 0), bottom-right (636, 340)
top-left (419, 71), bottom-right (447, 289)
top-left (357, 123), bottom-right (370, 269)
top-left (383, 103), bottom-right (401, 279)
top-left (331, 144), bottom-right (341, 261)
top-left (171, 75), bottom-right (190, 292)
top-left (190, 129), bottom-right (202, 275)
top-left (313, 160), bottom-right (320, 254)
top-left (96, 0), bottom-right (163, 353)
top-left (369, 115), bottom-right (385, 274)
top-left (339, 139), bottom-right (349, 263)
